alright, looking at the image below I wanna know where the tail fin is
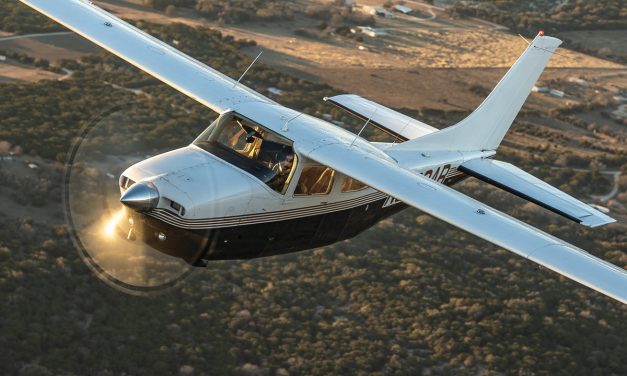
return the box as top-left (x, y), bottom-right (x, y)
top-left (390, 34), bottom-right (562, 152)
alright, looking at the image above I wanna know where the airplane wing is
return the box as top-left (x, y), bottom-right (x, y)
top-left (295, 140), bottom-right (627, 304)
top-left (460, 158), bottom-right (615, 227)
top-left (19, 0), bottom-right (271, 113)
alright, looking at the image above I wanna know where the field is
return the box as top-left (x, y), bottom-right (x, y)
top-left (559, 29), bottom-right (627, 62)
top-left (0, 59), bottom-right (61, 82)
top-left (87, 1), bottom-right (625, 112)
top-left (0, 32), bottom-right (98, 62)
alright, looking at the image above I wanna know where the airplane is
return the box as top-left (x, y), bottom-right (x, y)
top-left (20, 0), bottom-right (627, 304)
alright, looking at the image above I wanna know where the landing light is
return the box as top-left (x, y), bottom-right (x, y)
top-left (103, 208), bottom-right (126, 239)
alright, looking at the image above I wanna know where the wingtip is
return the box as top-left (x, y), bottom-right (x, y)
top-left (581, 216), bottom-right (617, 228)
top-left (532, 32), bottom-right (562, 49)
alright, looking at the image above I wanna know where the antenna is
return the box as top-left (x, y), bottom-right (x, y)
top-left (233, 51), bottom-right (263, 88)
top-left (282, 112), bottom-right (303, 132)
top-left (350, 108), bottom-right (377, 147)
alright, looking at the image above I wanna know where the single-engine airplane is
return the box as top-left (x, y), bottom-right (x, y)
top-left (20, 0), bottom-right (627, 304)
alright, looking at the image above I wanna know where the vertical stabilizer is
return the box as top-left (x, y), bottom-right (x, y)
top-left (390, 34), bottom-right (562, 152)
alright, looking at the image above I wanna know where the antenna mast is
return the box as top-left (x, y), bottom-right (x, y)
top-left (233, 51), bottom-right (263, 88)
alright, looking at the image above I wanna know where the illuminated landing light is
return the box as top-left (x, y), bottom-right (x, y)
top-left (103, 209), bottom-right (126, 239)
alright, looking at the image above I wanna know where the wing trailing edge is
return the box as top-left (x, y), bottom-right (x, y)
top-left (460, 159), bottom-right (615, 227)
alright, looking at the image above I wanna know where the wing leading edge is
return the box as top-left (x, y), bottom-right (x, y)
top-left (19, 0), bottom-right (271, 113)
top-left (295, 140), bottom-right (627, 304)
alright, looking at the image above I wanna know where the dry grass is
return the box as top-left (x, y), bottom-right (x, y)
top-left (0, 62), bottom-right (61, 82)
top-left (0, 34), bottom-right (99, 62)
top-left (86, 0), bottom-right (625, 73)
top-left (559, 30), bottom-right (627, 56)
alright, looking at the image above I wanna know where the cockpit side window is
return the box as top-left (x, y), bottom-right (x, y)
top-left (193, 113), bottom-right (297, 194)
top-left (295, 166), bottom-right (336, 196)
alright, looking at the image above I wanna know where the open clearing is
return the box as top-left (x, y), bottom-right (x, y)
top-left (91, 0), bottom-right (625, 116)
top-left (0, 60), bottom-right (61, 82)
top-left (559, 30), bottom-right (627, 56)
top-left (3, 0), bottom-right (624, 89)
top-left (0, 33), bottom-right (98, 62)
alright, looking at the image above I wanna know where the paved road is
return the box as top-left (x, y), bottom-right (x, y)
top-left (403, 0), bottom-right (507, 30)
top-left (59, 67), bottom-right (74, 81)
top-left (0, 31), bottom-right (74, 42)
top-left (548, 166), bottom-right (622, 203)
top-left (593, 171), bottom-right (621, 203)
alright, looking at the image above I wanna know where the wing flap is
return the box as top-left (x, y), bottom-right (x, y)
top-left (295, 140), bottom-right (627, 304)
top-left (324, 94), bottom-right (436, 140)
top-left (460, 159), bottom-right (615, 227)
top-left (19, 0), bottom-right (270, 113)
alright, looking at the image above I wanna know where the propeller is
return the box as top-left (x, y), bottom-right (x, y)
top-left (64, 104), bottom-right (196, 295)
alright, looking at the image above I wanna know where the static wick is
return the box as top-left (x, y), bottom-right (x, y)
top-left (234, 51), bottom-right (263, 88)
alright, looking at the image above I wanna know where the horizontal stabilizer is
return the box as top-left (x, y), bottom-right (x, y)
top-left (460, 159), bottom-right (615, 227)
top-left (324, 94), bottom-right (436, 140)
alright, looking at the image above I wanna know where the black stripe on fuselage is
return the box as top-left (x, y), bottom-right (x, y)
top-left (125, 196), bottom-right (407, 264)
top-left (146, 191), bottom-right (388, 229)
top-left (125, 171), bottom-right (469, 264)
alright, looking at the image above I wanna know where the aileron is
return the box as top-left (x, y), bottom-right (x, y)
top-left (460, 159), bottom-right (615, 227)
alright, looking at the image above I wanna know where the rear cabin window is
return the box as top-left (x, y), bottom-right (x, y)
top-left (295, 167), bottom-right (335, 196)
top-left (341, 177), bottom-right (368, 193)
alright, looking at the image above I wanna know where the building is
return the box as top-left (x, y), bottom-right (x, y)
top-left (267, 87), bottom-right (284, 96)
top-left (549, 89), bottom-right (565, 98)
top-left (567, 77), bottom-right (588, 86)
top-left (612, 104), bottom-right (627, 120)
top-left (357, 26), bottom-right (387, 38)
top-left (393, 5), bottom-right (413, 14)
top-left (361, 6), bottom-right (394, 18)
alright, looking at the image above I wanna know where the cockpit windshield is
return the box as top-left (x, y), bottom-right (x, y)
top-left (193, 113), bottom-right (297, 194)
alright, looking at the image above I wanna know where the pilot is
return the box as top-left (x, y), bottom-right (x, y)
top-left (269, 148), bottom-right (295, 191)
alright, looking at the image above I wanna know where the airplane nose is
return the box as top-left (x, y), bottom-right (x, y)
top-left (120, 182), bottom-right (160, 212)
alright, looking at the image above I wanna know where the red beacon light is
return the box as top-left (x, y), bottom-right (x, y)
top-left (538, 30), bottom-right (545, 37)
